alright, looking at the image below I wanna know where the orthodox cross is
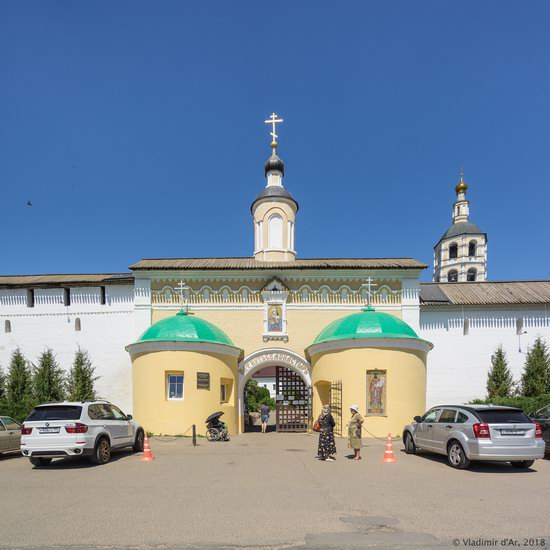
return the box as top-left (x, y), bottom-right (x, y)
top-left (361, 277), bottom-right (377, 309)
top-left (175, 280), bottom-right (191, 313)
top-left (264, 113), bottom-right (283, 148)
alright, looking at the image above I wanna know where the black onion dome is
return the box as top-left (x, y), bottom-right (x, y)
top-left (264, 153), bottom-right (285, 176)
top-left (251, 186), bottom-right (299, 213)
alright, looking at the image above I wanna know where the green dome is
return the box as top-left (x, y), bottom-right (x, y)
top-left (313, 307), bottom-right (420, 345)
top-left (138, 311), bottom-right (234, 347)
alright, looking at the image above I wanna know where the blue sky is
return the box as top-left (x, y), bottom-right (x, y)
top-left (1, 1), bottom-right (549, 281)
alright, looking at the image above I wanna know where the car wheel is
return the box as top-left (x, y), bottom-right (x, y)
top-left (133, 429), bottom-right (144, 452)
top-left (404, 432), bottom-right (416, 454)
top-left (29, 457), bottom-right (52, 467)
top-left (511, 460), bottom-right (535, 469)
top-left (90, 437), bottom-right (111, 465)
top-left (447, 440), bottom-right (471, 469)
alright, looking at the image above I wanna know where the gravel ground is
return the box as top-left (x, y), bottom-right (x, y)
top-left (0, 433), bottom-right (548, 549)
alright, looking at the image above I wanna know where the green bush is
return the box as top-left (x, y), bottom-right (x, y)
top-left (244, 379), bottom-right (275, 412)
top-left (469, 394), bottom-right (550, 415)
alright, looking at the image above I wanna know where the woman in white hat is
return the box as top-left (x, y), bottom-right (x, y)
top-left (348, 404), bottom-right (364, 460)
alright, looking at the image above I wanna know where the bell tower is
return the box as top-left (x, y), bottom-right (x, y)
top-left (433, 171), bottom-right (487, 282)
top-left (251, 113), bottom-right (298, 262)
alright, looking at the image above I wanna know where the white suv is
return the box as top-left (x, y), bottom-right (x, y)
top-left (21, 401), bottom-right (144, 467)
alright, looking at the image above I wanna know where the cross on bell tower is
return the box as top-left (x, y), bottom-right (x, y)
top-left (264, 112), bottom-right (283, 150)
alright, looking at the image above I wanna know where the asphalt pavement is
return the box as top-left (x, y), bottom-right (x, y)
top-left (0, 433), bottom-right (548, 549)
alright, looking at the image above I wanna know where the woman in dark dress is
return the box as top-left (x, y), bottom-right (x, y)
top-left (317, 405), bottom-right (337, 461)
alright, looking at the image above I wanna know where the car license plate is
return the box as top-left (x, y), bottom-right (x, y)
top-left (39, 427), bottom-right (60, 434)
top-left (501, 429), bottom-right (525, 436)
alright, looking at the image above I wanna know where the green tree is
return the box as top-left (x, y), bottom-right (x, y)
top-left (4, 349), bottom-right (34, 421)
top-left (244, 379), bottom-right (275, 412)
top-left (521, 336), bottom-right (550, 397)
top-left (0, 364), bottom-right (6, 398)
top-left (33, 349), bottom-right (66, 404)
top-left (0, 364), bottom-right (6, 414)
top-left (66, 348), bottom-right (98, 401)
top-left (486, 345), bottom-right (514, 398)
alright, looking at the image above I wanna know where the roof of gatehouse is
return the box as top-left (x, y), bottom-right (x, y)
top-left (130, 257), bottom-right (427, 271)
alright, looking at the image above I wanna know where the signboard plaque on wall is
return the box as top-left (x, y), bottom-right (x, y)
top-left (197, 372), bottom-right (210, 390)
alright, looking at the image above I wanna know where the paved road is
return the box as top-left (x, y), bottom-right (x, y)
top-left (0, 433), bottom-right (548, 549)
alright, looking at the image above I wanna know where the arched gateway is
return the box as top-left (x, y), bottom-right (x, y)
top-left (237, 349), bottom-right (312, 434)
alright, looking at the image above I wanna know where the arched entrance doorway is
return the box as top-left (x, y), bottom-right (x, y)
top-left (238, 349), bottom-right (312, 434)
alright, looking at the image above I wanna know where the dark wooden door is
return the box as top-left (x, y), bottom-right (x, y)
top-left (275, 366), bottom-right (309, 432)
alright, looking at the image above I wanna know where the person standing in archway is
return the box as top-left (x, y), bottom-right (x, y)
top-left (317, 405), bottom-right (336, 461)
top-left (260, 403), bottom-right (270, 433)
top-left (348, 405), bottom-right (364, 460)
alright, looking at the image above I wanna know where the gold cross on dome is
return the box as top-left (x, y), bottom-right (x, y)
top-left (264, 113), bottom-right (283, 148)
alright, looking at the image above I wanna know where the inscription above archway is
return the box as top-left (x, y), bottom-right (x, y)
top-left (239, 350), bottom-right (310, 377)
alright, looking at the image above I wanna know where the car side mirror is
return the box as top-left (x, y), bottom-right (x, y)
top-left (413, 416), bottom-right (422, 423)
top-left (126, 414), bottom-right (133, 420)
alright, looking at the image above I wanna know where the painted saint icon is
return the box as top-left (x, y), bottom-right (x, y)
top-left (367, 370), bottom-right (386, 415)
top-left (267, 304), bottom-right (283, 332)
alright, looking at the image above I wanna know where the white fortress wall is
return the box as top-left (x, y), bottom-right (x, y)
top-left (419, 306), bottom-right (550, 408)
top-left (0, 285), bottom-right (135, 414)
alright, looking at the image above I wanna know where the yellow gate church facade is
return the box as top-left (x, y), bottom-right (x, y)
top-left (125, 115), bottom-right (433, 438)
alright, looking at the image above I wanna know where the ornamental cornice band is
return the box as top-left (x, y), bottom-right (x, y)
top-left (306, 337), bottom-right (433, 359)
top-left (125, 340), bottom-right (242, 358)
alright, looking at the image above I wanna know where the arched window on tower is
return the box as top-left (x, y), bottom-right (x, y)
top-left (467, 268), bottom-right (477, 282)
top-left (468, 241), bottom-right (477, 257)
top-left (5, 320), bottom-right (11, 333)
top-left (75, 317), bottom-right (81, 332)
top-left (448, 270), bottom-right (458, 283)
top-left (268, 215), bottom-right (283, 249)
top-left (449, 243), bottom-right (458, 259)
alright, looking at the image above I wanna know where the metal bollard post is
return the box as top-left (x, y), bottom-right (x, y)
top-left (192, 424), bottom-right (197, 447)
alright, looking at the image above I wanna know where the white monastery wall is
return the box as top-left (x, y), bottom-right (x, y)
top-left (419, 306), bottom-right (550, 408)
top-left (0, 285), bottom-right (136, 414)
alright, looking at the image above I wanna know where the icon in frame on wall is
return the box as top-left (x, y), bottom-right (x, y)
top-left (267, 304), bottom-right (283, 332)
top-left (366, 369), bottom-right (386, 416)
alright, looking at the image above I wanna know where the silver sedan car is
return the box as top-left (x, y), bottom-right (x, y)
top-left (0, 416), bottom-right (22, 456)
top-left (403, 405), bottom-right (545, 469)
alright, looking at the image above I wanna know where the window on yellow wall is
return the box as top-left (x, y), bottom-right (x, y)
top-left (220, 378), bottom-right (232, 403)
top-left (167, 374), bottom-right (184, 400)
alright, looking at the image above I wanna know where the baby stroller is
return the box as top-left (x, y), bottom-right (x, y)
top-left (205, 411), bottom-right (230, 442)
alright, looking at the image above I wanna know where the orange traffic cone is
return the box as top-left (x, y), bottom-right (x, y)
top-left (383, 433), bottom-right (397, 463)
top-left (141, 433), bottom-right (154, 462)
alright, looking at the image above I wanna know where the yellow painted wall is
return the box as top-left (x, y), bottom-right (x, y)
top-left (152, 309), bottom-right (402, 359)
top-left (132, 350), bottom-right (238, 436)
top-left (311, 347), bottom-right (427, 438)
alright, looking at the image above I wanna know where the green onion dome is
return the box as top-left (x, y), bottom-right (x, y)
top-left (138, 311), bottom-right (234, 347)
top-left (313, 307), bottom-right (420, 345)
